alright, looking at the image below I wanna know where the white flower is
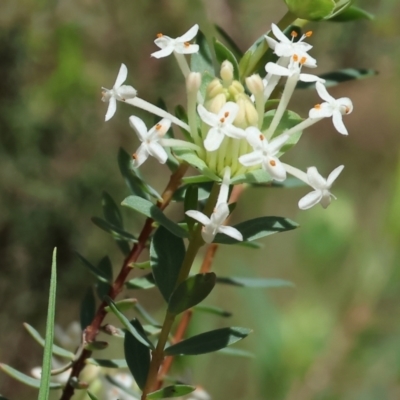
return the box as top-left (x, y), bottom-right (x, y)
top-left (129, 116), bottom-right (171, 167)
top-left (186, 203), bottom-right (243, 244)
top-left (31, 358), bottom-right (71, 385)
top-left (151, 24), bottom-right (199, 59)
top-left (198, 102), bottom-right (245, 151)
top-left (265, 54), bottom-right (322, 83)
top-left (265, 24), bottom-right (316, 67)
top-left (102, 64), bottom-right (137, 121)
top-left (239, 128), bottom-right (289, 181)
top-left (309, 81), bottom-right (353, 135)
top-left (298, 165), bottom-right (344, 210)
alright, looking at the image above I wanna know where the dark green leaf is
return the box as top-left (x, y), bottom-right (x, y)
top-left (96, 256), bottom-right (113, 300)
top-left (91, 217), bottom-right (137, 241)
top-left (0, 364), bottom-right (61, 389)
top-left (173, 181), bottom-right (213, 202)
top-left (284, 0), bottom-right (335, 20)
top-left (214, 216), bottom-right (298, 244)
top-left (105, 297), bottom-right (154, 349)
top-left (87, 392), bottom-right (100, 400)
top-left (80, 287), bottom-right (96, 330)
top-left (327, 5), bottom-right (373, 21)
top-left (182, 175), bottom-right (214, 184)
top-left (184, 185), bottom-right (198, 232)
top-left (148, 385), bottom-right (196, 399)
top-left (237, 241), bottom-right (264, 249)
top-left (23, 323), bottom-right (74, 360)
top-left (213, 38), bottom-right (239, 81)
top-left (87, 358), bottom-right (128, 368)
top-left (216, 277), bottom-right (294, 288)
top-left (124, 331), bottom-right (150, 390)
top-left (217, 347), bottom-right (255, 358)
top-left (191, 30), bottom-right (214, 76)
top-left (194, 304), bottom-right (232, 317)
top-left (126, 274), bottom-right (155, 290)
top-left (168, 273), bottom-right (216, 315)
top-left (122, 196), bottom-right (188, 238)
top-left (38, 248), bottom-right (57, 400)
top-left (174, 105), bottom-right (192, 142)
top-left (102, 191), bottom-right (123, 227)
top-left (105, 298), bottom-right (137, 313)
top-left (134, 303), bottom-right (160, 326)
top-left (214, 25), bottom-right (243, 59)
top-left (164, 327), bottom-right (252, 356)
top-left (150, 226), bottom-right (186, 301)
top-left (297, 68), bottom-right (377, 89)
top-left (76, 253), bottom-right (110, 284)
top-left (230, 169), bottom-right (272, 185)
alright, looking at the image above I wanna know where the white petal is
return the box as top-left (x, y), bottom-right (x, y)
top-left (147, 142), bottom-right (168, 164)
top-left (245, 127), bottom-right (263, 148)
top-left (204, 128), bottom-right (224, 151)
top-left (178, 24), bottom-right (199, 42)
top-left (218, 226), bottom-right (243, 241)
top-left (154, 36), bottom-right (174, 49)
top-left (326, 165), bottom-right (344, 187)
top-left (265, 35), bottom-right (277, 50)
top-left (201, 227), bottom-right (216, 244)
top-left (185, 210), bottom-right (211, 226)
top-left (132, 144), bottom-right (150, 167)
top-left (265, 157), bottom-right (287, 181)
top-left (239, 150), bottom-right (263, 167)
top-left (337, 97), bottom-right (353, 115)
top-left (197, 104), bottom-right (218, 127)
top-left (105, 97), bottom-right (117, 121)
top-left (114, 63), bottom-right (128, 88)
top-left (117, 85), bottom-right (137, 100)
top-left (315, 81), bottom-right (334, 102)
top-left (299, 73), bottom-right (322, 82)
top-left (320, 192), bottom-right (333, 209)
top-left (218, 102), bottom-right (239, 124)
top-left (269, 133), bottom-right (289, 154)
top-left (298, 190), bottom-right (323, 210)
top-left (174, 43), bottom-right (199, 54)
top-left (212, 203), bottom-right (230, 225)
top-left (309, 103), bottom-right (333, 119)
top-left (129, 116), bottom-right (148, 141)
top-left (307, 166), bottom-right (326, 189)
top-left (151, 47), bottom-right (174, 59)
top-left (265, 62), bottom-right (290, 77)
top-left (332, 111), bottom-right (348, 135)
top-left (271, 23), bottom-right (290, 44)
top-left (223, 124), bottom-right (245, 139)
top-left (31, 367), bottom-right (42, 379)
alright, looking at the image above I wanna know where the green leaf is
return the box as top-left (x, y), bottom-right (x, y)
top-left (102, 191), bottom-right (123, 227)
top-left (165, 327), bottom-right (252, 356)
top-left (217, 347), bottom-right (255, 358)
top-left (134, 303), bottom-right (160, 327)
top-left (0, 364), bottom-right (61, 389)
top-left (124, 331), bottom-right (150, 390)
top-left (173, 181), bottom-right (213, 202)
top-left (76, 253), bottom-right (111, 284)
top-left (213, 38), bottom-right (239, 81)
top-left (85, 341), bottom-right (108, 351)
top-left (86, 358), bottom-right (128, 368)
top-left (125, 274), bottom-right (156, 290)
top-left (23, 323), bottom-right (74, 360)
top-left (327, 5), bottom-right (374, 21)
top-left (214, 25), bottom-right (243, 59)
top-left (91, 217), bottom-right (137, 241)
top-left (147, 385), bottom-right (196, 399)
top-left (95, 256), bottom-right (113, 300)
top-left (105, 297), bottom-right (154, 349)
top-left (80, 287), bottom-right (96, 330)
top-left (230, 169), bottom-right (272, 185)
top-left (174, 105), bottom-right (192, 142)
top-left (87, 392), bottom-right (100, 400)
top-left (297, 68), bottom-right (377, 89)
top-left (237, 241), bottom-right (264, 249)
top-left (284, 0), bottom-right (335, 20)
top-left (150, 226), bottom-right (186, 301)
top-left (122, 196), bottom-right (188, 238)
top-left (38, 248), bottom-right (57, 400)
top-left (216, 277), bottom-right (294, 288)
top-left (214, 216), bottom-right (298, 244)
top-left (182, 175), bottom-right (214, 184)
top-left (194, 304), bottom-right (232, 317)
top-left (184, 185), bottom-right (198, 232)
top-left (191, 30), bottom-right (215, 77)
top-left (168, 273), bottom-right (216, 315)
top-left (105, 298), bottom-right (137, 313)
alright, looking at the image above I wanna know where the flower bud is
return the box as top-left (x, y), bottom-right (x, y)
top-left (220, 60), bottom-right (234, 85)
top-left (246, 74), bottom-right (264, 97)
top-left (205, 78), bottom-right (225, 100)
top-left (186, 72), bottom-right (201, 94)
top-left (234, 95), bottom-right (258, 128)
top-left (228, 80), bottom-right (245, 98)
top-left (205, 93), bottom-right (227, 115)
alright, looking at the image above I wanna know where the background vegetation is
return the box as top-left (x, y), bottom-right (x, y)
top-left (1, 0), bottom-right (400, 399)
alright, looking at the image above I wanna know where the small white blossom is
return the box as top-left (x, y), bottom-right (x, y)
top-left (309, 81), bottom-right (353, 135)
top-left (298, 165), bottom-right (344, 210)
top-left (265, 24), bottom-right (316, 68)
top-left (198, 102), bottom-right (245, 151)
top-left (102, 64), bottom-right (137, 121)
top-left (129, 116), bottom-right (171, 167)
top-left (151, 24), bottom-right (199, 59)
top-left (186, 203), bottom-right (243, 244)
top-left (239, 128), bottom-right (289, 181)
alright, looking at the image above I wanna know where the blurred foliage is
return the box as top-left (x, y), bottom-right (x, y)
top-left (1, 0), bottom-right (400, 399)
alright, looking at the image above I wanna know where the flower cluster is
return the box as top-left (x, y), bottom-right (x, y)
top-left (101, 23), bottom-right (353, 243)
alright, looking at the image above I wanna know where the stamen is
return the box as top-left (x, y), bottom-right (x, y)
top-left (300, 56), bottom-right (307, 65)
top-left (314, 104), bottom-right (321, 110)
top-left (291, 31), bottom-right (298, 38)
top-left (344, 106), bottom-right (350, 114)
top-left (219, 117), bottom-right (225, 123)
top-left (184, 42), bottom-right (190, 48)
top-left (305, 31), bottom-right (313, 37)
top-left (269, 160), bottom-right (276, 167)
top-left (293, 54), bottom-right (299, 62)
top-left (156, 33), bottom-right (163, 38)
top-left (224, 112), bottom-right (229, 118)
top-left (259, 134), bottom-right (265, 141)
top-left (156, 123), bottom-right (162, 130)
top-left (132, 153), bottom-right (137, 160)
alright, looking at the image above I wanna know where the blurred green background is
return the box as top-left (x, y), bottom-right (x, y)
top-left (1, 0), bottom-right (400, 399)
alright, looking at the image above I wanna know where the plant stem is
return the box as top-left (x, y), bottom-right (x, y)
top-left (59, 163), bottom-right (188, 400)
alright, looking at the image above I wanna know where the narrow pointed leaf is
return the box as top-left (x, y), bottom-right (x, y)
top-left (104, 298), bottom-right (137, 313)
top-left (125, 273), bottom-right (155, 290)
top-left (0, 364), bottom-right (61, 389)
top-left (164, 327), bottom-right (252, 356)
top-left (102, 191), bottom-right (123, 227)
top-left (147, 385), bottom-right (196, 399)
top-left (96, 256), bottom-right (113, 300)
top-left (87, 392), bottom-right (99, 400)
top-left (23, 323), bottom-right (74, 360)
top-left (105, 297), bottom-right (154, 349)
top-left (217, 347), bottom-right (255, 358)
top-left (216, 277), bottom-right (294, 288)
top-left (173, 181), bottom-right (213, 202)
top-left (168, 273), bottom-right (216, 315)
top-left (86, 358), bottom-right (128, 368)
top-left (124, 332), bottom-right (150, 390)
top-left (213, 38), bottom-right (239, 80)
top-left (91, 217), bottom-right (137, 241)
top-left (122, 196), bottom-right (188, 238)
top-left (150, 226), bottom-right (186, 301)
top-left (194, 305), bottom-right (232, 317)
top-left (38, 248), bottom-right (57, 400)
top-left (327, 5), bottom-right (374, 21)
top-left (214, 216), bottom-right (298, 244)
top-left (80, 287), bottom-right (96, 330)
top-left (76, 253), bottom-right (110, 283)
top-left (214, 24), bottom-right (243, 59)
top-left (134, 303), bottom-right (160, 326)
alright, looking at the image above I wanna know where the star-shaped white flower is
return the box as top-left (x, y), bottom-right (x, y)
top-left (102, 64), bottom-right (137, 121)
top-left (186, 203), bottom-right (243, 244)
top-left (129, 116), bottom-right (171, 167)
top-left (299, 165), bottom-right (344, 210)
top-left (239, 128), bottom-right (289, 181)
top-left (151, 24), bottom-right (200, 59)
top-left (265, 24), bottom-right (316, 67)
top-left (198, 102), bottom-right (245, 151)
top-left (265, 54), bottom-right (322, 83)
top-left (309, 81), bottom-right (353, 135)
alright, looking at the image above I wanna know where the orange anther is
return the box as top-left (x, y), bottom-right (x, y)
top-left (224, 112), bottom-right (229, 118)
top-left (305, 31), bottom-right (313, 37)
top-left (132, 153), bottom-right (137, 160)
top-left (259, 134), bottom-right (265, 141)
top-left (293, 54), bottom-right (299, 62)
top-left (156, 123), bottom-right (162, 130)
top-left (291, 31), bottom-right (298, 38)
top-left (270, 160), bottom-right (276, 167)
top-left (156, 33), bottom-right (163, 38)
top-left (300, 56), bottom-right (307, 65)
top-left (219, 117), bottom-right (225, 123)
top-left (345, 106), bottom-right (350, 114)
top-left (184, 41), bottom-right (190, 47)
top-left (314, 104), bottom-right (321, 110)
